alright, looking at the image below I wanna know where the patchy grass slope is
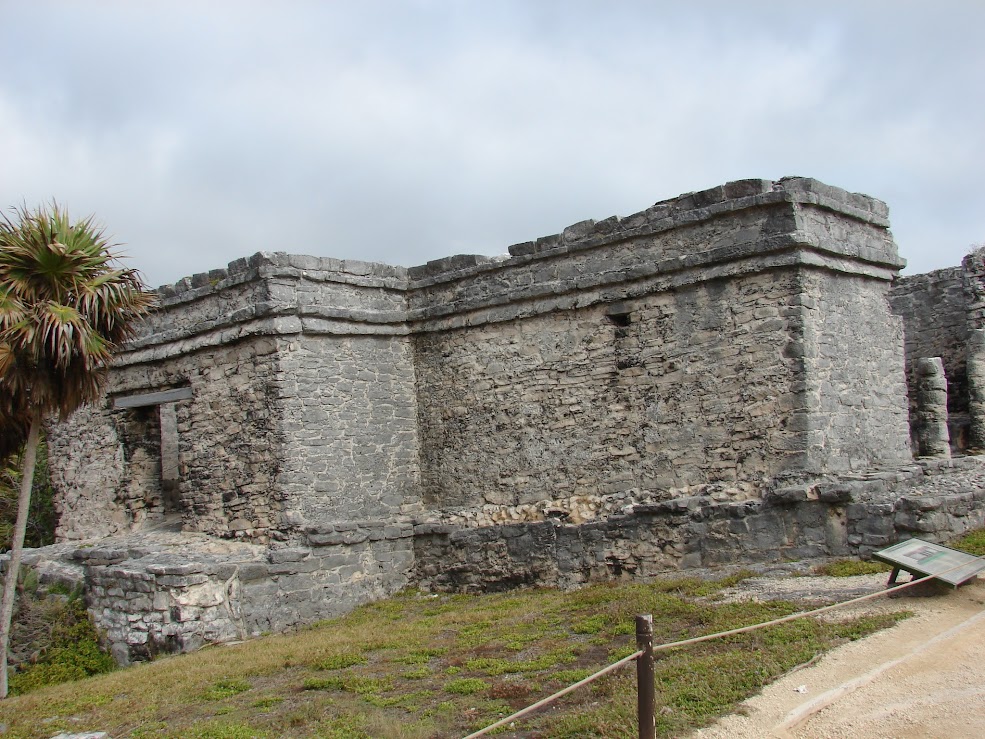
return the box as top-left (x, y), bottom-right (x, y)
top-left (0, 574), bottom-right (906, 738)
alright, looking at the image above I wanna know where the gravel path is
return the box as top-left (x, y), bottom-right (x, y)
top-left (694, 576), bottom-right (985, 738)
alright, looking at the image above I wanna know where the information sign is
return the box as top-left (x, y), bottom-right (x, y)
top-left (873, 538), bottom-right (985, 587)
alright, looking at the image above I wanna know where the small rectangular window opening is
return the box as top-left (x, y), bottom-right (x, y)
top-left (606, 311), bottom-right (632, 340)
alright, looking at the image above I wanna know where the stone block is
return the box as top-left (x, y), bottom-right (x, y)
top-left (765, 486), bottom-right (810, 505)
top-left (816, 483), bottom-right (852, 503)
top-left (268, 547), bottom-right (311, 564)
top-left (146, 563), bottom-right (206, 576)
top-left (268, 558), bottom-right (322, 575)
top-left (156, 574), bottom-right (210, 587)
top-left (308, 532), bottom-right (346, 546)
top-left (237, 563), bottom-right (269, 582)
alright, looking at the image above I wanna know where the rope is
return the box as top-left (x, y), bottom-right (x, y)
top-left (463, 556), bottom-right (984, 738)
top-left (462, 649), bottom-right (644, 739)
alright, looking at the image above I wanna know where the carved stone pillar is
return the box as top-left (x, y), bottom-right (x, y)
top-left (967, 330), bottom-right (985, 451)
top-left (914, 357), bottom-right (951, 457)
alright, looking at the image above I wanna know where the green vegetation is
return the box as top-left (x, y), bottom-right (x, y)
top-left (0, 201), bottom-right (155, 697)
top-left (0, 439), bottom-right (57, 552)
top-left (444, 677), bottom-right (489, 695)
top-left (316, 653), bottom-right (368, 671)
top-left (0, 573), bottom-right (909, 737)
top-left (813, 528), bottom-right (985, 578)
top-left (950, 527), bottom-right (985, 556)
top-left (201, 679), bottom-right (252, 701)
top-left (815, 559), bottom-right (893, 577)
top-left (7, 587), bottom-right (115, 696)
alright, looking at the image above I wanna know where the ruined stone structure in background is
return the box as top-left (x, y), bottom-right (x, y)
top-left (15, 177), bottom-right (985, 662)
top-left (890, 246), bottom-right (985, 450)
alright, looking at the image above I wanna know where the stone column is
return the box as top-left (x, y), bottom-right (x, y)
top-left (967, 330), bottom-right (985, 451)
top-left (914, 357), bottom-right (951, 457)
top-left (159, 402), bottom-right (181, 511)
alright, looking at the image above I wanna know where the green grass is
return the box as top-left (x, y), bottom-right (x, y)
top-left (200, 679), bottom-right (252, 701)
top-left (445, 677), bottom-right (489, 695)
top-left (315, 653), bottom-right (368, 671)
top-left (0, 574), bottom-right (909, 739)
top-left (950, 528), bottom-right (985, 556)
top-left (815, 559), bottom-right (893, 577)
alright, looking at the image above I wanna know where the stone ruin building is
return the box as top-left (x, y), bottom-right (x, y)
top-left (11, 176), bottom-right (985, 663)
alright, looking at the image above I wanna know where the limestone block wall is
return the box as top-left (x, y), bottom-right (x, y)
top-left (413, 459), bottom-right (985, 593)
top-left (50, 252), bottom-right (422, 544)
top-left (31, 528), bottom-right (415, 664)
top-left (275, 333), bottom-right (421, 528)
top-left (47, 407), bottom-right (125, 539)
top-left (889, 247), bottom-right (985, 451)
top-left (414, 270), bottom-right (808, 510)
top-left (50, 336), bottom-right (284, 541)
top-left (412, 177), bottom-right (908, 511)
top-left (801, 270), bottom-right (911, 472)
top-left (49, 176), bottom-right (911, 551)
top-left (240, 526), bottom-right (415, 637)
top-left (251, 257), bottom-right (422, 533)
top-left (890, 266), bottom-right (968, 444)
top-left (961, 247), bottom-right (985, 330)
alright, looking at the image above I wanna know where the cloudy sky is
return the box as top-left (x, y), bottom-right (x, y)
top-left (1, 1), bottom-right (983, 288)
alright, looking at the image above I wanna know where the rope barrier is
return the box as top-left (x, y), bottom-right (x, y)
top-left (463, 556), bottom-right (984, 738)
top-left (462, 649), bottom-right (644, 739)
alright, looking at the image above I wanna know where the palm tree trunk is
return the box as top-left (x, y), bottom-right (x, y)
top-left (0, 409), bottom-right (41, 699)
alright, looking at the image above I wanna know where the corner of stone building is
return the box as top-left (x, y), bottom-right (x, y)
top-left (41, 176), bottom-right (985, 658)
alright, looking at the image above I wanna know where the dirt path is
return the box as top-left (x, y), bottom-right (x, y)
top-left (695, 577), bottom-right (985, 738)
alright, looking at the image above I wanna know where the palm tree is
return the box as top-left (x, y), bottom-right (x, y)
top-left (0, 203), bottom-right (154, 698)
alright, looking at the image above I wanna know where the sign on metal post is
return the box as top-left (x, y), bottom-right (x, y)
top-left (873, 538), bottom-right (985, 587)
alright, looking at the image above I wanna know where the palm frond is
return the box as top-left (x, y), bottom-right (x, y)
top-left (0, 201), bottom-right (154, 419)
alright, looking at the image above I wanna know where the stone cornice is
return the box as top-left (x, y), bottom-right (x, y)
top-left (113, 177), bottom-right (903, 365)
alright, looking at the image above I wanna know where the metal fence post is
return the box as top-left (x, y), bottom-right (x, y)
top-left (636, 614), bottom-right (655, 739)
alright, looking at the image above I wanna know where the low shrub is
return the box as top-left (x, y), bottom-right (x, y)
top-left (8, 596), bottom-right (116, 695)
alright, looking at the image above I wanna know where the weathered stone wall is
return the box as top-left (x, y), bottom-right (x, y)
top-left (10, 527), bottom-right (415, 664)
top-left (51, 253), bottom-right (423, 543)
top-left (890, 266), bottom-right (968, 445)
top-left (961, 247), bottom-right (985, 330)
top-left (414, 270), bottom-right (809, 509)
top-left (47, 407), bottom-right (126, 540)
top-left (50, 336), bottom-right (284, 542)
top-left (889, 246), bottom-right (985, 451)
top-left (12, 457), bottom-right (985, 664)
top-left (412, 178), bottom-right (908, 508)
top-left (51, 176), bottom-right (912, 543)
top-left (242, 523), bottom-right (415, 637)
top-left (404, 178), bottom-right (900, 332)
top-left (801, 270), bottom-right (911, 472)
top-left (276, 334), bottom-right (421, 530)
top-left (413, 458), bottom-right (985, 593)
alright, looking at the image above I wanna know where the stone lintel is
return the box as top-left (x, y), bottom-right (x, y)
top-left (112, 387), bottom-right (193, 408)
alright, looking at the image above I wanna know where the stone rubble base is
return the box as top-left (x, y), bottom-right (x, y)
top-left (6, 456), bottom-right (985, 664)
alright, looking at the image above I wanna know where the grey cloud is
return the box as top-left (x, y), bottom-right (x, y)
top-left (1, 1), bottom-right (982, 287)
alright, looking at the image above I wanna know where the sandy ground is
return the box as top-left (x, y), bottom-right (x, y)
top-left (694, 576), bottom-right (985, 739)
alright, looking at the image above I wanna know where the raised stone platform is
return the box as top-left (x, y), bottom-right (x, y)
top-left (10, 457), bottom-right (985, 663)
top-left (35, 176), bottom-right (985, 661)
